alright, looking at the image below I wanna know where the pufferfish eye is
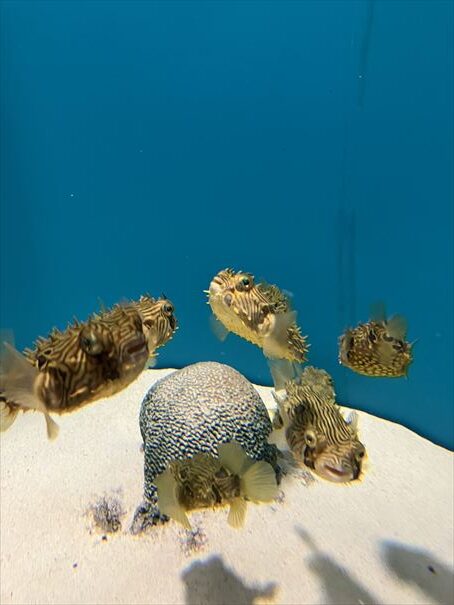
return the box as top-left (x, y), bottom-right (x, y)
top-left (163, 303), bottom-right (174, 316)
top-left (355, 446), bottom-right (366, 462)
top-left (304, 429), bottom-right (317, 447)
top-left (236, 275), bottom-right (254, 291)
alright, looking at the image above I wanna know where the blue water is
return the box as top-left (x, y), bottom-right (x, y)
top-left (1, 1), bottom-right (452, 449)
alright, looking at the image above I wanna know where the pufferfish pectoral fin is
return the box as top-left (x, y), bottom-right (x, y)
top-left (268, 358), bottom-right (302, 392)
top-left (385, 314), bottom-right (408, 341)
top-left (146, 354), bottom-right (158, 369)
top-left (262, 311), bottom-right (297, 359)
top-left (227, 498), bottom-right (248, 529)
top-left (209, 314), bottom-right (229, 343)
top-left (155, 469), bottom-right (192, 530)
top-left (240, 460), bottom-right (279, 503)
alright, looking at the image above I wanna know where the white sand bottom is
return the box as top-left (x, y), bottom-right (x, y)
top-left (1, 367), bottom-right (453, 605)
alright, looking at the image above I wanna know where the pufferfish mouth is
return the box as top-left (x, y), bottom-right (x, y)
top-left (209, 278), bottom-right (223, 296)
top-left (315, 462), bottom-right (356, 483)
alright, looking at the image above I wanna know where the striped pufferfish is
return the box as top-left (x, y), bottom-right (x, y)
top-left (339, 305), bottom-right (413, 377)
top-left (0, 295), bottom-right (177, 439)
top-left (272, 366), bottom-right (366, 483)
top-left (207, 268), bottom-right (309, 363)
top-left (155, 442), bottom-right (278, 530)
top-left (132, 362), bottom-right (280, 533)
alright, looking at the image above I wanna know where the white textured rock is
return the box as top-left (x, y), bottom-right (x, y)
top-left (1, 367), bottom-right (453, 605)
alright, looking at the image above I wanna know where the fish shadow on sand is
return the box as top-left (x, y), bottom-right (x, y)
top-left (181, 555), bottom-right (277, 605)
top-left (381, 540), bottom-right (454, 605)
top-left (296, 526), bottom-right (380, 605)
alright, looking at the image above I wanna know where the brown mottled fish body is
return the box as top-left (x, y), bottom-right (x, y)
top-left (208, 268), bottom-right (308, 363)
top-left (339, 314), bottom-right (412, 377)
top-left (0, 295), bottom-right (177, 437)
top-left (155, 444), bottom-right (277, 529)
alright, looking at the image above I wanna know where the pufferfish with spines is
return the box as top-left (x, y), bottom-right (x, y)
top-left (0, 295), bottom-right (177, 439)
top-left (207, 268), bottom-right (309, 363)
top-left (155, 441), bottom-right (278, 530)
top-left (271, 365), bottom-right (367, 483)
top-left (132, 361), bottom-right (281, 533)
top-left (339, 303), bottom-right (413, 377)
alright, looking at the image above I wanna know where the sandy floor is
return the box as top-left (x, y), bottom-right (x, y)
top-left (1, 367), bottom-right (453, 605)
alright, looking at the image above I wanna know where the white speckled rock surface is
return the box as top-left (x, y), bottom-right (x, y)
top-left (1, 368), bottom-right (453, 605)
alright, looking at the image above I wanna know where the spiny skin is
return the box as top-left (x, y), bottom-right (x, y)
top-left (132, 295), bottom-right (177, 352)
top-left (133, 362), bottom-right (279, 531)
top-left (278, 366), bottom-right (366, 483)
top-left (339, 320), bottom-right (412, 377)
top-left (21, 306), bottom-right (147, 413)
top-left (2, 296), bottom-right (177, 418)
top-left (164, 454), bottom-right (241, 510)
top-left (208, 268), bottom-right (308, 363)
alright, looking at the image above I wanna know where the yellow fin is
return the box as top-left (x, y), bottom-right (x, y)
top-left (263, 311), bottom-right (297, 359)
top-left (0, 343), bottom-right (60, 440)
top-left (0, 343), bottom-right (43, 412)
top-left (146, 354), bottom-right (157, 369)
top-left (370, 301), bottom-right (387, 323)
top-left (386, 314), bottom-right (408, 340)
top-left (217, 441), bottom-right (250, 475)
top-left (209, 314), bottom-right (229, 342)
top-left (240, 461), bottom-right (278, 502)
top-left (155, 469), bottom-right (192, 530)
top-left (268, 358), bottom-right (302, 391)
top-left (0, 400), bottom-right (19, 432)
top-left (227, 498), bottom-right (248, 528)
top-left (44, 413), bottom-right (60, 440)
top-left (0, 330), bottom-right (16, 352)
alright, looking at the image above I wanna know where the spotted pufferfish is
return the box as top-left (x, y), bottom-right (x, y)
top-left (207, 268), bottom-right (309, 363)
top-left (339, 304), bottom-right (413, 377)
top-left (0, 295), bottom-right (177, 439)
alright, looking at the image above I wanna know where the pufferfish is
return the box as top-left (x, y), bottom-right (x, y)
top-left (207, 268), bottom-right (308, 363)
top-left (339, 304), bottom-right (413, 377)
top-left (155, 441), bottom-right (278, 530)
top-left (271, 365), bottom-right (366, 483)
top-left (132, 361), bottom-right (280, 533)
top-left (0, 295), bottom-right (177, 439)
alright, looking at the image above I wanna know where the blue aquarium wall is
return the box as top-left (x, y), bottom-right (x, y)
top-left (1, 1), bottom-right (452, 449)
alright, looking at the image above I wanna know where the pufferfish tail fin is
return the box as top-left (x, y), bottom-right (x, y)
top-left (155, 468), bottom-right (192, 530)
top-left (0, 341), bottom-right (59, 440)
top-left (0, 399), bottom-right (19, 432)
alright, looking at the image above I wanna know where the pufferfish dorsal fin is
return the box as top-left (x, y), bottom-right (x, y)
top-left (385, 314), bottom-right (408, 341)
top-left (345, 410), bottom-right (359, 434)
top-left (369, 301), bottom-right (387, 324)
